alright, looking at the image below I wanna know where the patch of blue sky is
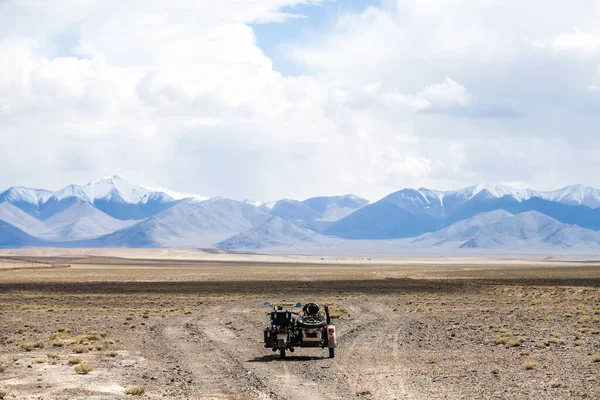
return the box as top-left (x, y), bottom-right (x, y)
top-left (252, 0), bottom-right (381, 76)
top-left (54, 31), bottom-right (87, 59)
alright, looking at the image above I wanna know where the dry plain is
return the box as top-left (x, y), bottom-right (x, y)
top-left (0, 249), bottom-right (599, 399)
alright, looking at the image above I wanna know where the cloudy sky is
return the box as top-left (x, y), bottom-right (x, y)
top-left (1, 0), bottom-right (599, 202)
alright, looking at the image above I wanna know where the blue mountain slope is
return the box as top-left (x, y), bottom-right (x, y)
top-left (302, 195), bottom-right (368, 217)
top-left (324, 189), bottom-right (600, 240)
top-left (324, 189), bottom-right (511, 239)
top-left (0, 187), bottom-right (52, 217)
top-left (0, 220), bottom-right (42, 248)
top-left (502, 197), bottom-right (600, 231)
top-left (268, 200), bottom-right (321, 221)
top-left (324, 200), bottom-right (441, 239)
top-left (92, 197), bottom-right (179, 220)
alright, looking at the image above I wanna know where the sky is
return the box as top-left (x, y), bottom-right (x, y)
top-left (0, 0), bottom-right (599, 202)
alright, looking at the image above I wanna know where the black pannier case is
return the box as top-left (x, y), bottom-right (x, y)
top-left (271, 310), bottom-right (292, 326)
top-left (264, 328), bottom-right (275, 347)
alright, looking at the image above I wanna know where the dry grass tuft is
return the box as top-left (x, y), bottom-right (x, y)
top-left (524, 361), bottom-right (538, 370)
top-left (73, 346), bottom-right (88, 354)
top-left (74, 363), bottom-right (93, 374)
top-left (426, 355), bottom-right (440, 364)
top-left (591, 354), bottom-right (600, 363)
top-left (125, 385), bottom-right (147, 396)
top-left (0, 390), bottom-right (7, 399)
top-left (20, 342), bottom-right (44, 352)
top-left (67, 358), bottom-right (82, 365)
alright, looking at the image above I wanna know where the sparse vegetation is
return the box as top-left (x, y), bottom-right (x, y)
top-left (1, 254), bottom-right (598, 399)
top-left (74, 363), bottom-right (93, 374)
top-left (20, 342), bottom-right (44, 352)
top-left (426, 355), bottom-right (440, 364)
top-left (0, 390), bottom-right (8, 399)
top-left (524, 361), bottom-right (538, 370)
top-left (125, 385), bottom-right (147, 396)
top-left (73, 346), bottom-right (88, 354)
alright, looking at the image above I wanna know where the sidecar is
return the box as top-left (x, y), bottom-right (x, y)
top-left (263, 302), bottom-right (337, 359)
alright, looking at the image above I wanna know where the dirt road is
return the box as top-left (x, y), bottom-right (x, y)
top-left (1, 254), bottom-right (599, 399)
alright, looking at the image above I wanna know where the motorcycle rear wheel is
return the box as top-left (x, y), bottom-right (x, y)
top-left (280, 348), bottom-right (286, 359)
top-left (328, 348), bottom-right (335, 358)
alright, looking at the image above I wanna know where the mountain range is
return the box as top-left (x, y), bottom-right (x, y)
top-left (2, 177), bottom-right (600, 252)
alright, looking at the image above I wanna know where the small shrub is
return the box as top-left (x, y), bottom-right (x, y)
top-left (68, 358), bottom-right (82, 365)
top-left (34, 357), bottom-right (47, 364)
top-left (524, 361), bottom-right (538, 370)
top-left (84, 334), bottom-right (100, 342)
top-left (426, 355), bottom-right (440, 364)
top-left (0, 366), bottom-right (5, 373)
top-left (493, 335), bottom-right (510, 345)
top-left (0, 390), bottom-right (8, 399)
top-left (591, 354), bottom-right (600, 363)
top-left (106, 351), bottom-right (119, 358)
top-left (20, 343), bottom-right (34, 352)
top-left (73, 346), bottom-right (88, 354)
top-left (551, 382), bottom-right (565, 388)
top-left (74, 363), bottom-right (93, 374)
top-left (125, 386), bottom-right (146, 396)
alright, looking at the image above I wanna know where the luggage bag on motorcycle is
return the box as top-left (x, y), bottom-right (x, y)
top-left (264, 328), bottom-right (275, 348)
top-left (271, 310), bottom-right (292, 325)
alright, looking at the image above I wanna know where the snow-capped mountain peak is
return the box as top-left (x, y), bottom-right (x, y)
top-left (543, 184), bottom-right (600, 207)
top-left (0, 186), bottom-right (52, 205)
top-left (84, 175), bottom-right (156, 204)
top-left (448, 184), bottom-right (534, 202)
top-left (50, 184), bottom-right (92, 203)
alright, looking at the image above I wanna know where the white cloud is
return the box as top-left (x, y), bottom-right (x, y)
top-left (381, 78), bottom-right (471, 112)
top-left (552, 29), bottom-right (600, 56)
top-left (0, 0), bottom-right (600, 201)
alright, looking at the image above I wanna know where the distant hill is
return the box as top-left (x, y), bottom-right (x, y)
top-left (3, 177), bottom-right (600, 251)
top-left (216, 216), bottom-right (337, 249)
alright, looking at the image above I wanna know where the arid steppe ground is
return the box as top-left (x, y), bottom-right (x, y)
top-left (0, 249), bottom-right (599, 399)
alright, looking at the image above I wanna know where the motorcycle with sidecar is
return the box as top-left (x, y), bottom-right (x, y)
top-left (263, 301), bottom-right (337, 359)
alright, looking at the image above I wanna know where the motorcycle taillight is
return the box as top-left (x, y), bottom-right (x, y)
top-left (279, 326), bottom-right (286, 333)
top-left (328, 327), bottom-right (335, 334)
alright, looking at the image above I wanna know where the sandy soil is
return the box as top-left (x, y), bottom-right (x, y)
top-left (0, 252), bottom-right (599, 399)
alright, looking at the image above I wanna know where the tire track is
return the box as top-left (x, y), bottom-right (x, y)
top-left (191, 304), bottom-right (354, 400)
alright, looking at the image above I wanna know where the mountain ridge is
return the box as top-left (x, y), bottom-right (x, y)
top-left (3, 177), bottom-right (600, 250)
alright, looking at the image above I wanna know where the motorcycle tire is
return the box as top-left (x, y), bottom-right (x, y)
top-left (280, 348), bottom-right (286, 359)
top-left (329, 348), bottom-right (335, 358)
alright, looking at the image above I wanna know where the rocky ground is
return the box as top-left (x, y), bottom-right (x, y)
top-left (0, 253), bottom-right (599, 399)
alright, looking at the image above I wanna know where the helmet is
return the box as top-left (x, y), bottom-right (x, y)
top-left (304, 302), bottom-right (320, 315)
